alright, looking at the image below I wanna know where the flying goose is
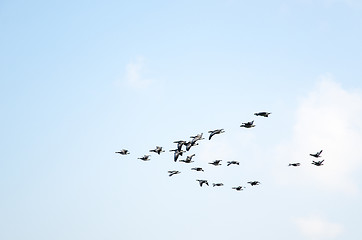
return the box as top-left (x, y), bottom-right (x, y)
top-left (115, 149), bottom-right (130, 155)
top-left (288, 163), bottom-right (300, 167)
top-left (185, 141), bottom-right (199, 151)
top-left (190, 133), bottom-right (204, 142)
top-left (196, 179), bottom-right (209, 187)
top-left (209, 160), bottom-right (222, 166)
top-left (138, 155), bottom-right (151, 161)
top-left (310, 150), bottom-right (323, 158)
top-left (208, 129), bottom-right (225, 140)
top-left (173, 140), bottom-right (187, 151)
top-left (149, 146), bottom-right (165, 155)
top-left (240, 120), bottom-right (255, 128)
top-left (213, 183), bottom-right (224, 187)
top-left (191, 167), bottom-right (204, 172)
top-left (254, 112), bottom-right (271, 117)
top-left (168, 170), bottom-right (181, 177)
top-left (247, 181), bottom-right (260, 186)
top-left (170, 149), bottom-right (186, 162)
top-left (312, 160), bottom-right (324, 166)
top-left (232, 186), bottom-right (244, 191)
top-left (179, 154), bottom-right (195, 163)
top-left (227, 161), bottom-right (240, 166)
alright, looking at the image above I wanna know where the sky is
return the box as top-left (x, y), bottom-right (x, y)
top-left (1, 0), bottom-right (362, 239)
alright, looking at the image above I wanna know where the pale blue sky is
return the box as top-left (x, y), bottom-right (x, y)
top-left (1, 1), bottom-right (362, 239)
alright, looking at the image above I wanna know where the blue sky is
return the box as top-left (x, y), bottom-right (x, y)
top-left (1, 0), bottom-right (362, 239)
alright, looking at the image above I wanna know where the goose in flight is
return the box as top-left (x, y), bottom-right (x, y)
top-left (288, 163), bottom-right (300, 167)
top-left (196, 179), bottom-right (209, 187)
top-left (247, 181), bottom-right (260, 186)
top-left (310, 150), bottom-right (323, 158)
top-left (213, 183), bottom-right (224, 187)
top-left (138, 155), bottom-right (151, 161)
top-left (191, 167), bottom-right (204, 172)
top-left (312, 160), bottom-right (324, 166)
top-left (209, 160), bottom-right (222, 166)
top-left (185, 141), bottom-right (199, 151)
top-left (208, 129), bottom-right (225, 140)
top-left (173, 140), bottom-right (187, 151)
top-left (254, 112), bottom-right (271, 117)
top-left (240, 120), bottom-right (255, 128)
top-left (190, 133), bottom-right (204, 142)
top-left (115, 149), bottom-right (130, 155)
top-left (170, 149), bottom-right (185, 162)
top-left (227, 161), bottom-right (240, 166)
top-left (168, 170), bottom-right (181, 177)
top-left (149, 146), bottom-right (165, 155)
top-left (179, 154), bottom-right (195, 163)
top-left (232, 186), bottom-right (244, 191)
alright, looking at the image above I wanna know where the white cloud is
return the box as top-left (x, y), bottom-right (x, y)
top-left (275, 74), bottom-right (362, 194)
top-left (295, 215), bottom-right (344, 239)
top-left (125, 57), bottom-right (152, 88)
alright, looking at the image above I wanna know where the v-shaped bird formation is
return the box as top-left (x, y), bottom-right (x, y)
top-left (115, 111), bottom-right (326, 191)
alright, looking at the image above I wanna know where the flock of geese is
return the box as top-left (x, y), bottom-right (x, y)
top-left (116, 111), bottom-right (325, 191)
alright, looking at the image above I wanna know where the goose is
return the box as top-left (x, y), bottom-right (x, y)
top-left (240, 120), bottom-right (255, 128)
top-left (288, 163), bottom-right (300, 167)
top-left (232, 186), bottom-right (244, 191)
top-left (312, 160), bottom-right (324, 166)
top-left (247, 181), bottom-right (260, 186)
top-left (149, 146), bottom-right (165, 155)
top-left (185, 141), bottom-right (199, 151)
top-left (190, 133), bottom-right (204, 142)
top-left (179, 154), bottom-right (195, 163)
top-left (138, 155), bottom-right (151, 161)
top-left (254, 112), bottom-right (271, 117)
top-left (227, 161), bottom-right (239, 166)
top-left (168, 170), bottom-right (181, 177)
top-left (191, 167), bottom-right (204, 172)
top-left (208, 129), bottom-right (225, 140)
top-left (173, 140), bottom-right (187, 151)
top-left (310, 150), bottom-right (323, 158)
top-left (170, 149), bottom-right (185, 162)
top-left (209, 160), bottom-right (222, 166)
top-left (115, 149), bottom-right (130, 155)
top-left (196, 179), bottom-right (209, 187)
top-left (213, 183), bottom-right (224, 187)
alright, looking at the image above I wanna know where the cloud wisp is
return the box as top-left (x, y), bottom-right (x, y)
top-left (275, 75), bottom-right (362, 194)
top-left (295, 215), bottom-right (344, 239)
top-left (125, 57), bottom-right (152, 88)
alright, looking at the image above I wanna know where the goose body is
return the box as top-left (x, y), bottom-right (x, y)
top-left (227, 161), bottom-right (239, 166)
top-left (179, 154), bottom-right (195, 163)
top-left (170, 149), bottom-right (185, 162)
top-left (115, 149), bottom-right (130, 155)
top-left (240, 120), bottom-right (255, 128)
top-left (232, 186), bottom-right (244, 191)
top-left (138, 155), bottom-right (151, 161)
top-left (209, 160), bottom-right (222, 166)
top-left (149, 146), bottom-right (165, 155)
top-left (254, 112), bottom-right (271, 117)
top-left (312, 160), bottom-right (324, 166)
top-left (168, 170), bottom-right (181, 177)
top-left (191, 167), bottom-right (204, 172)
top-left (208, 129), bottom-right (225, 140)
top-left (288, 163), bottom-right (300, 167)
top-left (173, 140), bottom-right (187, 151)
top-left (310, 150), bottom-right (323, 158)
top-left (247, 181), bottom-right (260, 186)
top-left (196, 179), bottom-right (209, 187)
top-left (213, 183), bottom-right (224, 187)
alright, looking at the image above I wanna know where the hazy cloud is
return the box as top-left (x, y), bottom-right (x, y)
top-left (295, 215), bottom-right (344, 239)
top-left (125, 57), bottom-right (152, 88)
top-left (275, 74), bottom-right (362, 194)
